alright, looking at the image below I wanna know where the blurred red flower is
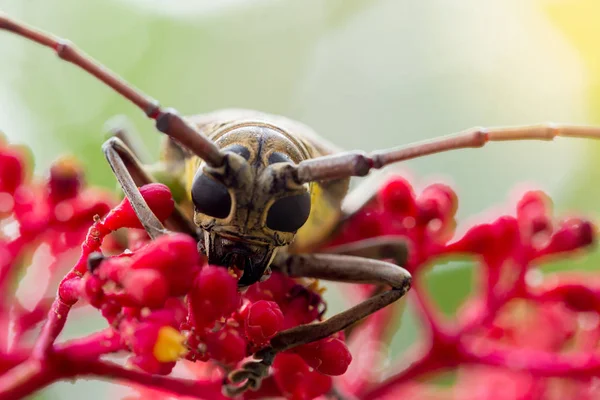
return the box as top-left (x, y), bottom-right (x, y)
top-left (0, 137), bottom-right (597, 400)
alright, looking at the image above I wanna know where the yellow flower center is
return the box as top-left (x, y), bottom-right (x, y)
top-left (153, 326), bottom-right (187, 362)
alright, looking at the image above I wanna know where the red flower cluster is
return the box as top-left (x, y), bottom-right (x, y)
top-left (329, 178), bottom-right (598, 399)
top-left (0, 136), bottom-right (113, 354)
top-left (74, 187), bottom-right (349, 397)
top-left (0, 136), bottom-right (598, 400)
top-left (0, 137), bottom-right (351, 400)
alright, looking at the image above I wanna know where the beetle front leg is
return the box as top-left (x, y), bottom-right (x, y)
top-left (324, 235), bottom-right (409, 266)
top-left (271, 253), bottom-right (411, 349)
top-left (103, 137), bottom-right (197, 238)
top-left (224, 253), bottom-right (411, 396)
top-left (323, 236), bottom-right (410, 336)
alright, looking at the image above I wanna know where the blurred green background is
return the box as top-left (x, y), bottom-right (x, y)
top-left (1, 0), bottom-right (600, 398)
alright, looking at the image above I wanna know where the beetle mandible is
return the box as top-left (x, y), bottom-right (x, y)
top-left (2, 13), bottom-right (600, 396)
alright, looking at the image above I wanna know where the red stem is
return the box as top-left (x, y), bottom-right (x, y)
top-left (54, 329), bottom-right (123, 359)
top-left (78, 360), bottom-right (223, 399)
top-left (360, 349), bottom-right (448, 399)
top-left (0, 330), bottom-right (122, 399)
top-left (0, 360), bottom-right (54, 400)
top-left (12, 298), bottom-right (54, 345)
top-left (31, 298), bottom-right (72, 360)
top-left (0, 354), bottom-right (222, 399)
top-left (0, 236), bottom-right (32, 351)
top-left (459, 343), bottom-right (600, 378)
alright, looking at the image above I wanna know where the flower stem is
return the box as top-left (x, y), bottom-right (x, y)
top-left (31, 298), bottom-right (72, 360)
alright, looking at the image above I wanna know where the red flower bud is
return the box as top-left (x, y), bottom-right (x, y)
top-left (538, 218), bottom-right (595, 256)
top-left (103, 183), bottom-right (174, 231)
top-left (272, 353), bottom-right (332, 400)
top-left (517, 191), bottom-right (553, 239)
top-left (81, 274), bottom-right (105, 307)
top-left (517, 190), bottom-right (552, 219)
top-left (416, 183), bottom-right (457, 225)
top-left (448, 223), bottom-right (495, 254)
top-left (122, 269), bottom-right (169, 309)
top-left (245, 300), bottom-right (284, 344)
top-left (449, 216), bottom-right (519, 260)
top-left (245, 272), bottom-right (291, 305)
top-left (537, 282), bottom-right (600, 313)
top-left (48, 156), bottom-right (83, 203)
top-left (205, 328), bottom-right (247, 365)
top-left (188, 266), bottom-right (240, 328)
top-left (378, 177), bottom-right (416, 216)
top-left (295, 337), bottom-right (352, 376)
top-left (0, 148), bottom-right (24, 194)
top-left (130, 233), bottom-right (200, 295)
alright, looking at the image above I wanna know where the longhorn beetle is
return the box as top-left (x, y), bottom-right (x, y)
top-left (2, 12), bottom-right (600, 396)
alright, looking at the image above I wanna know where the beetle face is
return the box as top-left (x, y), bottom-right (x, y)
top-left (191, 125), bottom-right (312, 286)
top-left (202, 231), bottom-right (277, 287)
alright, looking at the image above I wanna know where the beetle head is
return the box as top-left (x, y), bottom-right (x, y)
top-left (191, 124), bottom-right (312, 287)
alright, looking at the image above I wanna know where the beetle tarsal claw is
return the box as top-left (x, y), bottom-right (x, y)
top-left (223, 378), bottom-right (256, 398)
top-left (224, 351), bottom-right (276, 397)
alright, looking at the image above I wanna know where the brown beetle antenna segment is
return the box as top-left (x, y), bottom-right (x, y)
top-left (288, 124), bottom-right (600, 183)
top-left (0, 13), bottom-right (224, 168)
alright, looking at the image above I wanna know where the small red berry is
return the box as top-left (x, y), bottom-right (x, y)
top-left (48, 156), bottom-right (83, 203)
top-left (0, 148), bottom-right (24, 194)
top-left (517, 190), bottom-right (552, 218)
top-left (416, 183), bottom-right (458, 225)
top-left (540, 218), bottom-right (595, 256)
top-left (245, 272), bottom-right (294, 305)
top-left (103, 183), bottom-right (174, 230)
top-left (130, 233), bottom-right (200, 295)
top-left (245, 300), bottom-right (284, 344)
top-left (295, 337), bottom-right (352, 376)
top-left (205, 328), bottom-right (247, 365)
top-left (378, 177), bottom-right (416, 216)
top-left (272, 353), bottom-right (332, 400)
top-left (537, 282), bottom-right (600, 313)
top-left (188, 266), bottom-right (240, 328)
top-left (122, 269), bottom-right (169, 309)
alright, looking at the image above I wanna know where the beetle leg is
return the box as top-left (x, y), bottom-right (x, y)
top-left (103, 137), bottom-right (198, 239)
top-left (271, 253), bottom-right (411, 348)
top-left (224, 253), bottom-right (411, 396)
top-left (322, 236), bottom-right (410, 336)
top-left (324, 235), bottom-right (409, 266)
top-left (288, 124), bottom-right (600, 183)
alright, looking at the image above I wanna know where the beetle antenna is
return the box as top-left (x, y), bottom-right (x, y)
top-left (0, 13), bottom-right (225, 168)
top-left (289, 124), bottom-right (600, 183)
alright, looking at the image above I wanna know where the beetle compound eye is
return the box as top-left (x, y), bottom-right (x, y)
top-left (268, 151), bottom-right (292, 165)
top-left (223, 144), bottom-right (250, 161)
top-left (266, 192), bottom-right (311, 232)
top-left (191, 173), bottom-right (232, 219)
